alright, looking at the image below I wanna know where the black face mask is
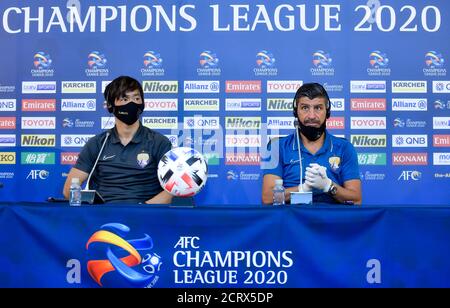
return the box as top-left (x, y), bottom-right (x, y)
top-left (113, 101), bottom-right (144, 125)
top-left (299, 120), bottom-right (326, 141)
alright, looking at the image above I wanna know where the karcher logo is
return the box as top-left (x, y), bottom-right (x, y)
top-left (392, 81), bottom-right (427, 93)
top-left (61, 81), bottom-right (96, 93)
top-left (143, 81), bottom-right (178, 93)
top-left (0, 152), bottom-right (15, 164)
top-left (21, 135), bottom-right (56, 147)
top-left (351, 135), bottom-right (387, 147)
top-left (226, 117), bottom-right (261, 129)
top-left (142, 117), bottom-right (178, 129)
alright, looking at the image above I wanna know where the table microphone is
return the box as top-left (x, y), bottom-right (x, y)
top-left (80, 132), bottom-right (110, 204)
top-left (290, 120), bottom-right (313, 205)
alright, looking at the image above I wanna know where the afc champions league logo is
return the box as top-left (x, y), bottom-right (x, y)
top-left (86, 223), bottom-right (162, 288)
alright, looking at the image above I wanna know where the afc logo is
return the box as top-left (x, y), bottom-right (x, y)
top-left (398, 171), bottom-right (422, 181)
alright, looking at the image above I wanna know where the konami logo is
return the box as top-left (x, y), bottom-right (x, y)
top-left (326, 117), bottom-right (345, 129)
top-left (350, 117), bottom-right (386, 129)
top-left (433, 135), bottom-right (450, 147)
top-left (225, 153), bottom-right (260, 165)
top-left (392, 153), bottom-right (428, 165)
top-left (61, 152), bottom-right (79, 165)
top-left (226, 81), bottom-right (261, 93)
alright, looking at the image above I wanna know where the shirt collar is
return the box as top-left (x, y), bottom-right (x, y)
top-left (110, 121), bottom-right (145, 144)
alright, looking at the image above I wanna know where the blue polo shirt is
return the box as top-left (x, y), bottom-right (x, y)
top-left (262, 131), bottom-right (360, 203)
top-left (74, 122), bottom-right (172, 203)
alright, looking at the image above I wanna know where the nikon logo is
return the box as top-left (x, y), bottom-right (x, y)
top-left (143, 81), bottom-right (178, 93)
top-left (226, 117), bottom-right (261, 129)
top-left (267, 99), bottom-right (293, 111)
top-left (21, 135), bottom-right (56, 147)
top-left (351, 135), bottom-right (387, 147)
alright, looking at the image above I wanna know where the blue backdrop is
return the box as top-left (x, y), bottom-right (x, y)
top-left (0, 0), bottom-right (449, 205)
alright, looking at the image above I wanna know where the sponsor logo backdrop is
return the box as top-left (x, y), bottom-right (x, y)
top-left (0, 0), bottom-right (449, 205)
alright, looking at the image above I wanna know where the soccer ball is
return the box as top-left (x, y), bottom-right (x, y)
top-left (157, 147), bottom-right (208, 197)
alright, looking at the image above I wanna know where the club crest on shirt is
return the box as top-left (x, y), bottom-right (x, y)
top-left (328, 156), bottom-right (341, 171)
top-left (137, 152), bottom-right (150, 168)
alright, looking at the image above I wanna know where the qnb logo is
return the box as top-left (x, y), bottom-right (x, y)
top-left (199, 50), bottom-right (219, 68)
top-left (86, 223), bottom-right (162, 288)
top-left (256, 50), bottom-right (276, 68)
top-left (33, 52), bottom-right (52, 69)
top-left (88, 51), bottom-right (107, 69)
top-left (143, 51), bottom-right (163, 68)
top-left (398, 171), bottom-right (422, 181)
top-left (26, 169), bottom-right (49, 180)
top-left (369, 50), bottom-right (389, 68)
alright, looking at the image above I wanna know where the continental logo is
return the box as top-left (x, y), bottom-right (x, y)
top-left (21, 135), bottom-right (56, 147)
top-left (225, 117), bottom-right (261, 129)
top-left (267, 98), bottom-right (293, 111)
top-left (143, 81), bottom-right (178, 93)
top-left (21, 152), bottom-right (55, 165)
top-left (351, 135), bottom-right (387, 147)
top-left (392, 81), bottom-right (427, 93)
top-left (61, 81), bottom-right (96, 94)
top-left (0, 152), bottom-right (15, 164)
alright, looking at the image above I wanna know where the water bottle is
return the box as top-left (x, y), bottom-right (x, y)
top-left (273, 179), bottom-right (285, 206)
top-left (69, 177), bottom-right (82, 206)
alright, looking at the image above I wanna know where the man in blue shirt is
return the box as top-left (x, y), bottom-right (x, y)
top-left (262, 83), bottom-right (362, 205)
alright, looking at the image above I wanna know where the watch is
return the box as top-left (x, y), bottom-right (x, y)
top-left (328, 183), bottom-right (337, 196)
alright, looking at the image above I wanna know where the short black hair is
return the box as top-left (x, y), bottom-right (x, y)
top-left (104, 76), bottom-right (144, 109)
top-left (293, 82), bottom-right (331, 118)
top-left (294, 83), bottom-right (330, 106)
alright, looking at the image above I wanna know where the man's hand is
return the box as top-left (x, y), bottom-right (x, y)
top-left (305, 163), bottom-right (332, 192)
top-left (298, 182), bottom-right (312, 192)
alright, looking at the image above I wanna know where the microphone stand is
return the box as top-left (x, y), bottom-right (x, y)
top-left (290, 120), bottom-right (313, 205)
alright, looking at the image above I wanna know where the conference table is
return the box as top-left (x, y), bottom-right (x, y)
top-left (1, 202), bottom-right (449, 288)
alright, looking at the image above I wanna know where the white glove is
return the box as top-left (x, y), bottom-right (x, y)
top-left (298, 182), bottom-right (312, 192)
top-left (305, 163), bottom-right (332, 192)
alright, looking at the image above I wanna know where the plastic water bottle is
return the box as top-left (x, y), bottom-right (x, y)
top-left (69, 178), bottom-right (82, 206)
top-left (273, 179), bottom-right (285, 206)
